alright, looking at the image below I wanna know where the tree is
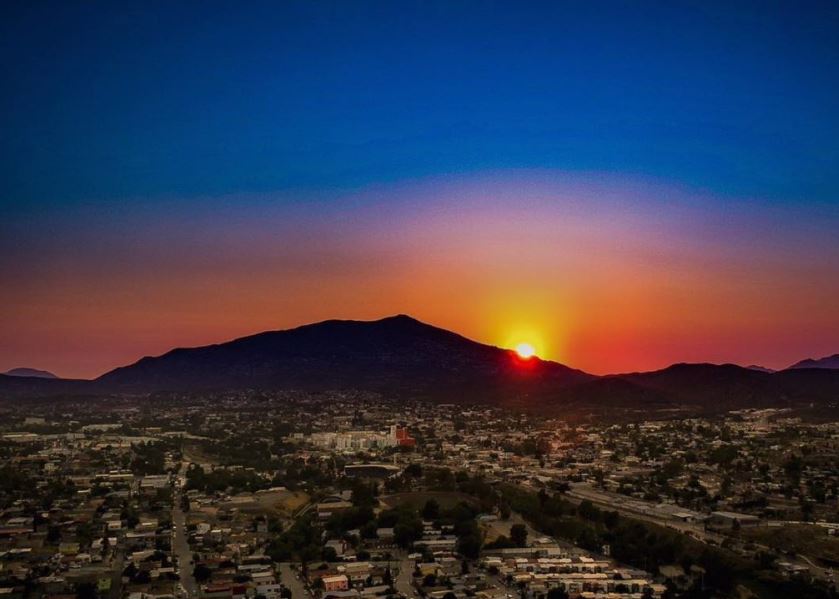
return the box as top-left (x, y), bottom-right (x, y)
top-left (421, 499), bottom-right (440, 520)
top-left (75, 582), bottom-right (97, 599)
top-left (510, 524), bottom-right (528, 548)
top-left (47, 525), bottom-right (62, 544)
top-left (193, 563), bottom-right (212, 583)
top-left (350, 480), bottom-right (377, 508)
top-left (394, 515), bottom-right (423, 548)
top-left (577, 500), bottom-right (601, 522)
top-left (499, 503), bottom-right (511, 520)
top-left (800, 499), bottom-right (814, 522)
top-left (457, 533), bottom-right (481, 559)
top-left (404, 463), bottom-right (423, 478)
top-left (322, 546), bottom-right (338, 562)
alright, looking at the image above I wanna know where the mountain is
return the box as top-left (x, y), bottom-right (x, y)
top-left (745, 365), bottom-right (775, 373)
top-left (0, 374), bottom-right (87, 397)
top-left (788, 354), bottom-right (839, 370)
top-left (1, 316), bottom-right (838, 416)
top-left (95, 315), bottom-right (594, 401)
top-left (4, 367), bottom-right (58, 379)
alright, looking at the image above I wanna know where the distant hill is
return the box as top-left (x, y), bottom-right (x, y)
top-left (0, 373), bottom-right (86, 396)
top-left (612, 363), bottom-right (839, 412)
top-left (96, 315), bottom-right (594, 401)
top-left (745, 365), bottom-right (775, 373)
top-left (788, 354), bottom-right (839, 370)
top-left (4, 367), bottom-right (58, 379)
top-left (1, 316), bottom-right (838, 416)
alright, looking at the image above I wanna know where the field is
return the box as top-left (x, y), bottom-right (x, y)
top-left (380, 491), bottom-right (480, 510)
top-left (262, 490), bottom-right (309, 517)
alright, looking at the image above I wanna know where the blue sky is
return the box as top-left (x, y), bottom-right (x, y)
top-left (3, 1), bottom-right (838, 210)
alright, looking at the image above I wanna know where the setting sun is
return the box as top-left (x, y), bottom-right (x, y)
top-left (515, 342), bottom-right (536, 359)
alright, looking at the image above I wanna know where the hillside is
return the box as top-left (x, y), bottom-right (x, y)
top-left (4, 367), bottom-right (58, 379)
top-left (95, 315), bottom-right (594, 400)
top-left (1, 316), bottom-right (837, 416)
top-left (789, 354), bottom-right (839, 370)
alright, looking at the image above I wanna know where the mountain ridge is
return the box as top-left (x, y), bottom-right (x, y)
top-left (1, 315), bottom-right (837, 415)
top-left (4, 367), bottom-right (58, 379)
top-left (95, 314), bottom-right (594, 398)
top-left (788, 354), bottom-right (839, 370)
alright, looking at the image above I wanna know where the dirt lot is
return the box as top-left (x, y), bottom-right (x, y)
top-left (262, 489), bottom-right (309, 517)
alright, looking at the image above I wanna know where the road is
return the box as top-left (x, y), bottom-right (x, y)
top-left (108, 547), bottom-right (125, 599)
top-left (393, 554), bottom-right (415, 598)
top-left (279, 563), bottom-right (311, 599)
top-left (797, 554), bottom-right (834, 582)
top-left (173, 470), bottom-right (199, 598)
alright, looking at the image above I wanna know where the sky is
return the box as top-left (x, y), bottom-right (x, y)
top-left (2, 1), bottom-right (838, 379)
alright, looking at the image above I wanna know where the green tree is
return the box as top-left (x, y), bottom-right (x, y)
top-left (510, 523), bottom-right (528, 547)
top-left (193, 563), bottom-right (212, 583)
top-left (422, 499), bottom-right (440, 520)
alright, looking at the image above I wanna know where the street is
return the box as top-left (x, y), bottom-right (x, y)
top-left (108, 547), bottom-right (125, 599)
top-left (173, 468), bottom-right (199, 598)
top-left (279, 562), bottom-right (311, 599)
top-left (393, 554), bottom-right (415, 598)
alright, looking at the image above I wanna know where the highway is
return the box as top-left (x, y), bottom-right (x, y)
top-left (563, 483), bottom-right (723, 543)
top-left (549, 482), bottom-right (834, 585)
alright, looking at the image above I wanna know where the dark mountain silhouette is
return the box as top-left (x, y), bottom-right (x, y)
top-left (745, 365), bottom-right (775, 373)
top-left (1, 315), bottom-right (837, 415)
top-left (4, 367), bottom-right (58, 379)
top-left (788, 354), bottom-right (839, 370)
top-left (0, 374), bottom-right (87, 396)
top-left (95, 315), bottom-right (594, 400)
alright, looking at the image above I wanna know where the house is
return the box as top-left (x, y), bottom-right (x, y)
top-left (323, 575), bottom-right (349, 592)
top-left (325, 539), bottom-right (348, 557)
top-left (341, 562), bottom-right (371, 583)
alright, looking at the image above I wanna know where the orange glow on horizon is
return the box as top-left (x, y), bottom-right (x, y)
top-left (2, 175), bottom-right (838, 379)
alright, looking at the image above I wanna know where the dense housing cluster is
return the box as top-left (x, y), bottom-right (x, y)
top-left (1, 394), bottom-right (837, 599)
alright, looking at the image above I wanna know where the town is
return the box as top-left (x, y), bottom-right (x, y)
top-left (1, 393), bottom-right (837, 599)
